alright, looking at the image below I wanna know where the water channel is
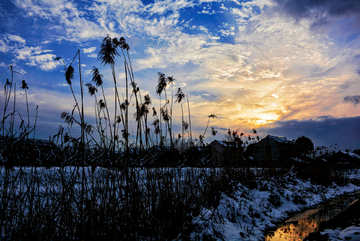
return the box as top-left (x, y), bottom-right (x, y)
top-left (264, 191), bottom-right (360, 240)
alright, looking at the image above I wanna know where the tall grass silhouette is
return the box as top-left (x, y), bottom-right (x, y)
top-left (1, 34), bottom-right (350, 241)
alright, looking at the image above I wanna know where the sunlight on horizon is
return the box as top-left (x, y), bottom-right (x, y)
top-left (0, 0), bottom-right (359, 148)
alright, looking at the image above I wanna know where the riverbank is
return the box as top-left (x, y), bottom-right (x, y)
top-left (1, 166), bottom-right (358, 240)
top-left (314, 225), bottom-right (360, 240)
top-left (305, 197), bottom-right (360, 240)
top-left (190, 168), bottom-right (360, 240)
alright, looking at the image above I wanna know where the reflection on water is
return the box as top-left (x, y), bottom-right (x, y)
top-left (265, 192), bottom-right (360, 241)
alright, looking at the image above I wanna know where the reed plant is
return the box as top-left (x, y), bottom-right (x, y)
top-left (0, 165), bottom-right (266, 240)
top-left (0, 34), bottom-right (299, 240)
top-left (50, 35), bottom-right (229, 171)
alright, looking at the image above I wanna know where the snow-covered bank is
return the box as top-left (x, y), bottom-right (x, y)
top-left (190, 168), bottom-right (360, 240)
top-left (321, 226), bottom-right (360, 240)
top-left (1, 166), bottom-right (359, 240)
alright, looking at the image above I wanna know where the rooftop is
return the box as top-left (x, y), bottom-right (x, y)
top-left (265, 135), bottom-right (294, 144)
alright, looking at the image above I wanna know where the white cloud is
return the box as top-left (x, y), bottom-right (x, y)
top-left (199, 0), bottom-right (222, 3)
top-left (219, 26), bottom-right (235, 37)
top-left (231, 7), bottom-right (251, 19)
top-left (198, 9), bottom-right (216, 15)
top-left (16, 46), bottom-right (43, 60)
top-left (1, 34), bottom-right (27, 53)
top-left (1, 33), bottom-right (61, 71)
top-left (259, 70), bottom-right (282, 79)
top-left (17, 68), bottom-right (27, 74)
top-left (109, 22), bottom-right (115, 31)
top-left (220, 4), bottom-right (228, 11)
top-left (9, 0), bottom-right (207, 44)
top-left (38, 61), bottom-right (61, 71)
top-left (27, 53), bottom-right (60, 71)
top-left (179, 82), bottom-right (187, 87)
top-left (0, 40), bottom-right (8, 53)
top-left (199, 26), bottom-right (208, 33)
top-left (7, 0), bottom-right (360, 132)
top-left (131, 0), bottom-right (360, 130)
top-left (14, 0), bottom-right (112, 41)
top-left (7, 34), bottom-right (26, 44)
top-left (87, 53), bottom-right (97, 58)
top-left (83, 47), bottom-right (96, 53)
top-left (30, 54), bottom-right (55, 63)
top-left (242, 0), bottom-right (274, 9)
top-left (146, 0), bottom-right (195, 15)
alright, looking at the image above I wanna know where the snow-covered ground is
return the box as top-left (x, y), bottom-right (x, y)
top-left (322, 226), bottom-right (360, 241)
top-left (190, 168), bottom-right (360, 240)
top-left (1, 166), bottom-right (360, 240)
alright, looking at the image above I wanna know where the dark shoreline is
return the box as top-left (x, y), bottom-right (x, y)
top-left (265, 190), bottom-right (360, 240)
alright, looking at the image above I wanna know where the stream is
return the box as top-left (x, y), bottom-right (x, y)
top-left (264, 191), bottom-right (360, 240)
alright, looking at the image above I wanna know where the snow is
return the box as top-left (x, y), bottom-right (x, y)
top-left (266, 135), bottom-right (294, 144)
top-left (1, 166), bottom-right (360, 240)
top-left (322, 226), bottom-right (360, 240)
top-left (190, 168), bottom-right (360, 240)
top-left (342, 151), bottom-right (360, 160)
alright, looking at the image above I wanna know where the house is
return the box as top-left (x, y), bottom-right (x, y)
top-left (254, 135), bottom-right (295, 167)
top-left (208, 140), bottom-right (244, 167)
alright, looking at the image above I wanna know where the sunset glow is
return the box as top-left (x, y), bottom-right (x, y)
top-left (1, 0), bottom-right (360, 149)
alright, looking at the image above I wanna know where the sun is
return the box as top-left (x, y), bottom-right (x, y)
top-left (253, 113), bottom-right (280, 126)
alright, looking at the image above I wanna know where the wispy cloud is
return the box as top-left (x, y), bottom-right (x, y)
top-left (0, 34), bottom-right (27, 53)
top-left (7, 34), bottom-right (26, 44)
top-left (14, 0), bottom-right (111, 41)
top-left (87, 53), bottom-right (97, 58)
top-left (83, 47), bottom-right (96, 53)
top-left (26, 53), bottom-right (60, 71)
top-left (145, 0), bottom-right (195, 15)
top-left (0, 62), bottom-right (8, 68)
top-left (2, 0), bottom-right (360, 146)
top-left (0, 40), bottom-right (8, 53)
top-left (0, 34), bottom-right (61, 71)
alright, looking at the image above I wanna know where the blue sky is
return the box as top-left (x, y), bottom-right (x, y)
top-left (1, 0), bottom-right (360, 150)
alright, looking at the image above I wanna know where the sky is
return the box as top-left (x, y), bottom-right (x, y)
top-left (0, 0), bottom-right (360, 150)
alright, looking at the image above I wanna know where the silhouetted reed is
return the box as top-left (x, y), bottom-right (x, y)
top-left (2, 34), bottom-right (353, 241)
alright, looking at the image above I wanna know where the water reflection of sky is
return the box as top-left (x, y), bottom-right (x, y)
top-left (265, 194), bottom-right (359, 241)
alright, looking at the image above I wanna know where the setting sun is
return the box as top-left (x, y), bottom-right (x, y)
top-left (0, 0), bottom-right (360, 149)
